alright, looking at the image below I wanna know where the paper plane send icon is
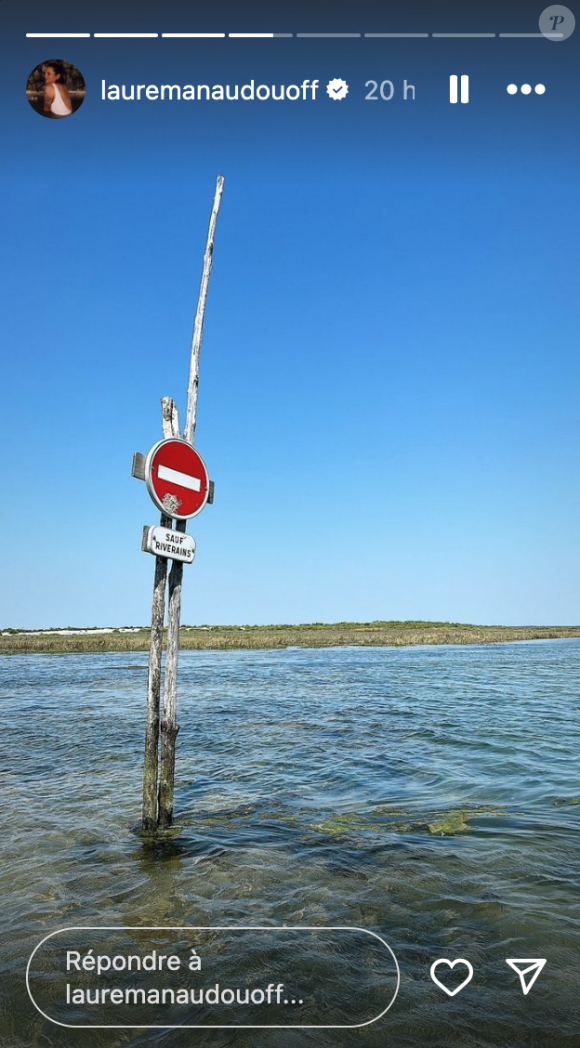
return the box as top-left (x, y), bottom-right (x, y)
top-left (506, 958), bottom-right (547, 995)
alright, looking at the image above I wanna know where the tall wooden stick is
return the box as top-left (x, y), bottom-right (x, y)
top-left (184, 175), bottom-right (225, 445)
top-left (157, 176), bottom-right (225, 828)
top-left (141, 398), bottom-right (179, 833)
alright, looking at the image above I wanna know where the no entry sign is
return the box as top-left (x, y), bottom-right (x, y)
top-left (145, 438), bottom-right (210, 519)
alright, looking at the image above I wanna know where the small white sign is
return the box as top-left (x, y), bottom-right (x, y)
top-left (142, 525), bottom-right (196, 564)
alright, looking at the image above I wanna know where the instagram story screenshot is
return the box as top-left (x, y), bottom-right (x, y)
top-left (1, 0), bottom-right (579, 1045)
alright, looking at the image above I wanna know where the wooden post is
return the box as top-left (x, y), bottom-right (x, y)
top-left (184, 175), bottom-right (225, 445)
top-left (156, 176), bottom-right (225, 828)
top-left (157, 531), bottom-right (184, 828)
top-left (141, 397), bottom-right (179, 834)
top-left (161, 396), bottom-right (180, 441)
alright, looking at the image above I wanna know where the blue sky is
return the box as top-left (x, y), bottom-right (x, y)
top-left (3, 0), bottom-right (579, 626)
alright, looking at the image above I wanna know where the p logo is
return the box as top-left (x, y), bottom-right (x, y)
top-left (539, 5), bottom-right (576, 40)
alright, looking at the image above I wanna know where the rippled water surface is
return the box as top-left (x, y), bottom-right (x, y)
top-left (2, 641), bottom-right (579, 1046)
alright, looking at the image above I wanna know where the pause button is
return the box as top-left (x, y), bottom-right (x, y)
top-left (450, 75), bottom-right (469, 103)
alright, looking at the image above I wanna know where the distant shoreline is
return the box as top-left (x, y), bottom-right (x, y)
top-left (1, 623), bottom-right (580, 655)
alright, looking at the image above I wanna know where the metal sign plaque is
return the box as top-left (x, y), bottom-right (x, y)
top-left (142, 525), bottom-right (196, 564)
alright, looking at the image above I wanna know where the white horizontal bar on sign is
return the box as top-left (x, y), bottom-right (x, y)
top-left (94, 33), bottom-right (159, 37)
top-left (26, 32), bottom-right (91, 37)
top-left (162, 33), bottom-right (225, 38)
top-left (228, 33), bottom-right (274, 38)
top-left (158, 465), bottom-right (202, 492)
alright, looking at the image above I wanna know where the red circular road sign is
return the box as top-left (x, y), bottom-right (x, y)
top-left (145, 438), bottom-right (210, 520)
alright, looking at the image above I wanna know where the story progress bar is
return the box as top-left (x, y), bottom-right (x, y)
top-left (25, 31), bottom-right (565, 40)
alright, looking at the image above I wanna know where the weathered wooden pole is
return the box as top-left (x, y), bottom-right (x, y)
top-left (157, 524), bottom-right (184, 828)
top-left (141, 397), bottom-right (179, 833)
top-left (184, 175), bottom-right (225, 445)
top-left (156, 175), bottom-right (225, 828)
top-left (142, 534), bottom-right (168, 832)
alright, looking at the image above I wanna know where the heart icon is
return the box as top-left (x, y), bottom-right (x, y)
top-left (430, 958), bottom-right (474, 996)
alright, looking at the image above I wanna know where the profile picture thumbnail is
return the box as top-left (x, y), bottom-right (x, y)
top-left (26, 59), bottom-right (86, 119)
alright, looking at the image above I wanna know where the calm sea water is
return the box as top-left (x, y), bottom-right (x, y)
top-left (1, 641), bottom-right (579, 1046)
